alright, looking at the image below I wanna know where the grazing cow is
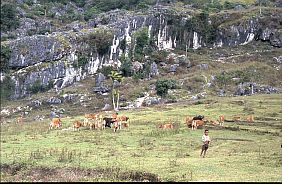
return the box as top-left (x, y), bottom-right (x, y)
top-left (185, 116), bottom-right (205, 129)
top-left (117, 115), bottom-right (129, 130)
top-left (113, 120), bottom-right (119, 132)
top-left (16, 116), bottom-right (23, 124)
top-left (233, 116), bottom-right (241, 122)
top-left (246, 115), bottom-right (254, 123)
top-left (73, 120), bottom-right (83, 131)
top-left (159, 123), bottom-right (174, 129)
top-left (185, 116), bottom-right (193, 128)
top-left (112, 112), bottom-right (118, 120)
top-left (95, 118), bottom-right (106, 130)
top-left (192, 120), bottom-right (205, 129)
top-left (49, 118), bottom-right (62, 130)
top-left (121, 122), bottom-right (129, 129)
top-left (210, 120), bottom-right (220, 126)
top-left (84, 113), bottom-right (103, 130)
top-left (193, 115), bottom-right (205, 120)
top-left (85, 113), bottom-right (99, 119)
top-left (103, 117), bottom-right (116, 128)
top-left (219, 115), bottom-right (224, 126)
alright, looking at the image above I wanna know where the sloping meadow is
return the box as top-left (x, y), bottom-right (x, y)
top-left (1, 93), bottom-right (282, 181)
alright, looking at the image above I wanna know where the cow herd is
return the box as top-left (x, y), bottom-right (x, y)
top-left (14, 111), bottom-right (255, 132)
top-left (183, 114), bottom-right (255, 130)
top-left (49, 112), bottom-right (130, 132)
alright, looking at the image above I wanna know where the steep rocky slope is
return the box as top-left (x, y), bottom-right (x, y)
top-left (1, 0), bottom-right (281, 118)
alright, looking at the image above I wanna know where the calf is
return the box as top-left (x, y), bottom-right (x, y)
top-left (185, 116), bottom-right (193, 128)
top-left (117, 115), bottom-right (129, 130)
top-left (95, 119), bottom-right (106, 130)
top-left (192, 120), bottom-right (205, 130)
top-left (49, 118), bottom-right (62, 130)
top-left (113, 120), bottom-right (119, 132)
top-left (219, 115), bottom-right (224, 126)
top-left (16, 116), bottom-right (23, 124)
top-left (233, 116), bottom-right (241, 122)
top-left (159, 123), bottom-right (174, 129)
top-left (103, 117), bottom-right (116, 128)
top-left (210, 120), bottom-right (220, 126)
top-left (246, 115), bottom-right (254, 123)
top-left (72, 120), bottom-right (83, 131)
top-left (193, 115), bottom-right (205, 120)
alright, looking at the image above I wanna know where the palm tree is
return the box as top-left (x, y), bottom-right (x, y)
top-left (108, 70), bottom-right (124, 111)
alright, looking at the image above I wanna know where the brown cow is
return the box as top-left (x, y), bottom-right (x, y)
top-left (49, 118), bottom-right (62, 130)
top-left (159, 123), bottom-right (174, 129)
top-left (185, 116), bottom-right (193, 128)
top-left (113, 120), bottom-right (119, 132)
top-left (233, 116), bottom-right (241, 122)
top-left (246, 115), bottom-right (254, 123)
top-left (210, 120), bottom-right (220, 126)
top-left (83, 113), bottom-right (105, 130)
top-left (192, 120), bottom-right (205, 129)
top-left (16, 115), bottom-right (23, 124)
top-left (219, 115), bottom-right (224, 126)
top-left (73, 120), bottom-right (83, 131)
top-left (117, 115), bottom-right (129, 130)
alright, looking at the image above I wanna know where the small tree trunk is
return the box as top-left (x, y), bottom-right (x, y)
top-left (112, 91), bottom-right (116, 110)
top-left (116, 92), bottom-right (120, 111)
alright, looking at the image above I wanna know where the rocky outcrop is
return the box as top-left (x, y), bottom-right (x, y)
top-left (2, 7), bottom-right (282, 99)
top-left (234, 82), bottom-right (279, 96)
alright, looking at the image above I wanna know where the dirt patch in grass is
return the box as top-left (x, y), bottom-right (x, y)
top-left (213, 138), bottom-right (254, 142)
top-left (206, 125), bottom-right (281, 136)
top-left (0, 163), bottom-right (161, 182)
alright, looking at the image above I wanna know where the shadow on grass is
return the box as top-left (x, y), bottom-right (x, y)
top-left (0, 163), bottom-right (161, 182)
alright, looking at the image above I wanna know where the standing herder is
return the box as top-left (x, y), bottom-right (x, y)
top-left (200, 129), bottom-right (211, 158)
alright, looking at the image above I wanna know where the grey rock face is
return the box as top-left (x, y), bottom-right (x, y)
top-left (197, 63), bottom-right (209, 70)
top-left (143, 96), bottom-right (161, 106)
top-left (234, 83), bottom-right (279, 96)
top-left (131, 61), bottom-right (143, 73)
top-left (169, 64), bottom-right (179, 72)
top-left (102, 103), bottom-right (112, 111)
top-left (4, 8), bottom-right (282, 99)
top-left (30, 100), bottom-right (42, 108)
top-left (273, 56), bottom-right (282, 64)
top-left (46, 96), bottom-right (62, 104)
top-left (92, 86), bottom-right (110, 94)
top-left (9, 35), bottom-right (67, 67)
top-left (150, 62), bottom-right (159, 76)
top-left (217, 89), bottom-right (226, 97)
top-left (95, 73), bottom-right (106, 87)
top-left (62, 93), bottom-right (79, 102)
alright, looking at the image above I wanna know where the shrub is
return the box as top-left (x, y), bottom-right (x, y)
top-left (83, 7), bottom-right (101, 21)
top-left (150, 50), bottom-right (169, 63)
top-left (119, 59), bottom-right (133, 77)
top-left (86, 28), bottom-right (113, 56)
top-left (185, 10), bottom-right (217, 44)
top-left (1, 3), bottom-right (20, 32)
top-left (73, 53), bottom-right (88, 70)
top-left (133, 27), bottom-right (149, 61)
top-left (1, 45), bottom-right (11, 73)
top-left (98, 66), bottom-right (116, 79)
top-left (0, 74), bottom-right (15, 100)
top-left (27, 79), bottom-right (43, 94)
top-left (156, 79), bottom-right (177, 97)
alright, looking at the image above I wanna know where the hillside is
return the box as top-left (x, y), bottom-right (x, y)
top-left (1, 0), bottom-right (281, 109)
top-left (1, 0), bottom-right (282, 182)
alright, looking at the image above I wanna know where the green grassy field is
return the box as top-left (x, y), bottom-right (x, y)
top-left (1, 93), bottom-right (282, 182)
